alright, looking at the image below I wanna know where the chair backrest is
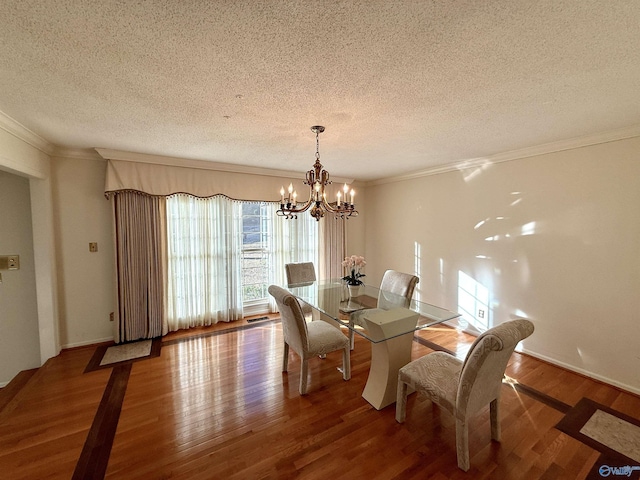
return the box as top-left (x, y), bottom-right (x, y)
top-left (377, 270), bottom-right (419, 310)
top-left (285, 262), bottom-right (317, 287)
top-left (268, 285), bottom-right (309, 354)
top-left (457, 319), bottom-right (534, 417)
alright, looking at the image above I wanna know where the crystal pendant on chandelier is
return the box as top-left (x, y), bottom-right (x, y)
top-left (276, 126), bottom-right (358, 221)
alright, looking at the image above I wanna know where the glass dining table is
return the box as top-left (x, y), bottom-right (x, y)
top-left (287, 279), bottom-right (461, 410)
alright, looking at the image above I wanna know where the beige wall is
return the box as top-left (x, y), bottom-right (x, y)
top-left (0, 170), bottom-right (40, 386)
top-left (363, 136), bottom-right (640, 394)
top-left (51, 156), bottom-right (115, 347)
top-left (345, 182), bottom-right (367, 260)
top-left (1, 125), bottom-right (60, 385)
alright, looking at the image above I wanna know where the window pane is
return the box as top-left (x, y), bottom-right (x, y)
top-left (241, 202), bottom-right (270, 306)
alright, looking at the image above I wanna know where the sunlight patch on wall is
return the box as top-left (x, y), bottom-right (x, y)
top-left (458, 159), bottom-right (492, 182)
top-left (510, 191), bottom-right (523, 207)
top-left (521, 221), bottom-right (536, 236)
top-left (457, 270), bottom-right (490, 331)
top-left (474, 218), bottom-right (488, 230)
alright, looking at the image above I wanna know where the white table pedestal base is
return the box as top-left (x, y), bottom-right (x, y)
top-left (360, 308), bottom-right (419, 410)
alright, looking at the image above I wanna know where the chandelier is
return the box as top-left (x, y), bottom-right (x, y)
top-left (277, 126), bottom-right (358, 221)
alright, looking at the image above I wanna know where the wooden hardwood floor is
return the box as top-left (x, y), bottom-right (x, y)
top-left (1, 317), bottom-right (639, 479)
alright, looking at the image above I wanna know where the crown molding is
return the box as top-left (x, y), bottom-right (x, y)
top-left (3, 106), bottom-right (638, 186)
top-left (95, 148), bottom-right (356, 184)
top-left (51, 146), bottom-right (103, 161)
top-left (0, 111), bottom-right (55, 155)
top-left (365, 123), bottom-right (640, 187)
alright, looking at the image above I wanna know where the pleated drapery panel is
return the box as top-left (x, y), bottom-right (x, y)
top-left (319, 217), bottom-right (346, 281)
top-left (113, 192), bottom-right (166, 342)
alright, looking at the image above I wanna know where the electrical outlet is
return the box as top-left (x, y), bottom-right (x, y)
top-left (89, 243), bottom-right (98, 252)
top-left (8, 255), bottom-right (19, 269)
top-left (0, 255), bottom-right (20, 270)
top-left (110, 312), bottom-right (114, 322)
top-left (478, 309), bottom-right (485, 319)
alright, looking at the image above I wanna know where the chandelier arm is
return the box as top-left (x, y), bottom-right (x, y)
top-left (321, 196), bottom-right (358, 216)
top-left (278, 195), bottom-right (314, 214)
top-left (304, 167), bottom-right (316, 186)
top-left (320, 195), bottom-right (340, 212)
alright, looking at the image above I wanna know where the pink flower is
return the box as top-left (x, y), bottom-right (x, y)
top-left (342, 255), bottom-right (366, 285)
top-left (342, 255), bottom-right (366, 269)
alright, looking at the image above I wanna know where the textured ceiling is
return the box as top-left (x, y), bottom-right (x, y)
top-left (1, 0), bottom-right (640, 181)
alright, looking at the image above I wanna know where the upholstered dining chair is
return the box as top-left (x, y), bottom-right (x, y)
top-left (348, 269), bottom-right (419, 349)
top-left (395, 319), bottom-right (534, 471)
top-left (285, 262), bottom-right (317, 321)
top-left (268, 285), bottom-right (351, 395)
top-left (285, 262), bottom-right (316, 286)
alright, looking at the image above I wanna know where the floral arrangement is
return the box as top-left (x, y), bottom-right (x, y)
top-left (342, 255), bottom-right (366, 286)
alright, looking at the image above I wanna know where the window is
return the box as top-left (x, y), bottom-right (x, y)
top-left (241, 202), bottom-right (271, 313)
top-left (165, 194), bottom-right (319, 327)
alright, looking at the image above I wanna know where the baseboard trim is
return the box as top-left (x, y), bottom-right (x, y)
top-left (62, 337), bottom-right (114, 350)
top-left (437, 320), bottom-right (640, 397)
top-left (519, 348), bottom-right (640, 397)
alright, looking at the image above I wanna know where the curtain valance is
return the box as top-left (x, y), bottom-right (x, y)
top-left (105, 159), bottom-right (303, 201)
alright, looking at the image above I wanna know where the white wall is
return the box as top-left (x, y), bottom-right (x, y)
top-left (0, 170), bottom-right (40, 386)
top-left (363, 136), bottom-right (640, 394)
top-left (51, 156), bottom-right (115, 348)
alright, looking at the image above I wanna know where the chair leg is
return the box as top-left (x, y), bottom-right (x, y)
top-left (342, 346), bottom-right (351, 381)
top-left (282, 342), bottom-right (289, 372)
top-left (349, 327), bottom-right (355, 350)
top-left (490, 398), bottom-right (501, 441)
top-left (456, 418), bottom-right (470, 471)
top-left (299, 358), bottom-right (308, 395)
top-left (395, 378), bottom-right (408, 423)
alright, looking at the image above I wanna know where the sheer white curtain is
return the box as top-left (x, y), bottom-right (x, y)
top-left (268, 205), bottom-right (319, 312)
top-left (165, 194), bottom-right (243, 331)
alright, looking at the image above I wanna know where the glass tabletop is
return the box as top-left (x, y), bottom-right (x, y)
top-left (287, 279), bottom-right (461, 343)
